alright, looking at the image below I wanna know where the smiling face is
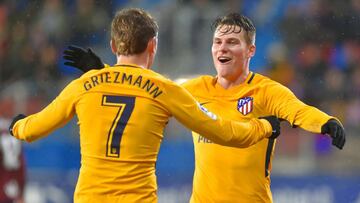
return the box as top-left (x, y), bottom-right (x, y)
top-left (212, 24), bottom-right (256, 85)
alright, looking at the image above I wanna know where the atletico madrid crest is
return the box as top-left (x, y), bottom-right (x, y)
top-left (237, 97), bottom-right (253, 115)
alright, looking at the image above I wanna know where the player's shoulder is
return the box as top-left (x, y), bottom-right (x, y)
top-left (67, 69), bottom-right (97, 87)
top-left (181, 75), bottom-right (214, 90)
top-left (252, 72), bottom-right (283, 86)
top-left (253, 72), bottom-right (292, 95)
top-left (146, 69), bottom-right (173, 83)
top-left (60, 69), bottom-right (104, 95)
top-left (79, 69), bottom-right (104, 79)
top-left (141, 69), bottom-right (180, 89)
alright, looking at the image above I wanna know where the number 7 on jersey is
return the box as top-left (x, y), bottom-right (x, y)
top-left (102, 95), bottom-right (135, 158)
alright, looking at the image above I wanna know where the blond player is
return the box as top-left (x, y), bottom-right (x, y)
top-left (8, 9), bottom-right (281, 203)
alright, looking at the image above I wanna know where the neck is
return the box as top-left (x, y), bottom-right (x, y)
top-left (217, 69), bottom-right (249, 89)
top-left (116, 52), bottom-right (151, 69)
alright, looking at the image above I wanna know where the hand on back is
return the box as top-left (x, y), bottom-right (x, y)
top-left (63, 45), bottom-right (104, 72)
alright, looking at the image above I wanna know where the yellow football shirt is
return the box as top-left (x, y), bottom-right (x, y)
top-left (182, 72), bottom-right (339, 203)
top-left (12, 65), bottom-right (273, 203)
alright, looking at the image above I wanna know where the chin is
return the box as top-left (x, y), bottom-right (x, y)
top-left (216, 66), bottom-right (232, 74)
top-left (217, 71), bottom-right (232, 78)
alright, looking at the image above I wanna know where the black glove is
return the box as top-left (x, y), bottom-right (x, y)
top-left (321, 119), bottom-right (346, 150)
top-left (9, 114), bottom-right (27, 136)
top-left (260, 116), bottom-right (281, 139)
top-left (63, 45), bottom-right (104, 72)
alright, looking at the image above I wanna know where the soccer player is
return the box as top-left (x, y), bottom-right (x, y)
top-left (65, 12), bottom-right (346, 203)
top-left (182, 13), bottom-right (344, 203)
top-left (8, 8), bottom-right (281, 203)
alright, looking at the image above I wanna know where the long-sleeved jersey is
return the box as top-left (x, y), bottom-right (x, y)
top-left (182, 72), bottom-right (338, 203)
top-left (12, 65), bottom-right (273, 203)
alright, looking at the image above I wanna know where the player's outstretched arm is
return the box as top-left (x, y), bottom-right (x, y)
top-left (263, 81), bottom-right (346, 150)
top-left (321, 119), bottom-right (346, 149)
top-left (63, 45), bottom-right (105, 72)
top-left (161, 83), bottom-right (281, 147)
top-left (8, 81), bottom-right (78, 142)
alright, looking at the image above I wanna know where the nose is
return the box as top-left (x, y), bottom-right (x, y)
top-left (218, 42), bottom-right (229, 52)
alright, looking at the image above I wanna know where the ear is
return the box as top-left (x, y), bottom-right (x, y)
top-left (248, 44), bottom-right (256, 58)
top-left (147, 37), bottom-right (157, 54)
top-left (145, 37), bottom-right (157, 69)
top-left (110, 39), bottom-right (117, 54)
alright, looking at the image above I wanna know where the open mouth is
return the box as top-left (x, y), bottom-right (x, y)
top-left (218, 56), bottom-right (231, 64)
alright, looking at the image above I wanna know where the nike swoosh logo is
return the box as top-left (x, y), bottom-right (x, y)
top-left (199, 102), bottom-right (211, 106)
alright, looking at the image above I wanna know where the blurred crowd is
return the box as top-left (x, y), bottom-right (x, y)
top-left (0, 0), bottom-right (359, 159)
top-left (270, 0), bottom-right (360, 133)
top-left (0, 0), bottom-right (112, 118)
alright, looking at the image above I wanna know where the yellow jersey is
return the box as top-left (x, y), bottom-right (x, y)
top-left (12, 65), bottom-right (273, 203)
top-left (182, 72), bottom-right (338, 203)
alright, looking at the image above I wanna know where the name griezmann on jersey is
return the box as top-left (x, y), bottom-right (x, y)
top-left (83, 71), bottom-right (163, 98)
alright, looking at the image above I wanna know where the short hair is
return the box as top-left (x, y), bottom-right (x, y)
top-left (111, 8), bottom-right (158, 55)
top-left (211, 13), bottom-right (256, 45)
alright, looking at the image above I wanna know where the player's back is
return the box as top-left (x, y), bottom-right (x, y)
top-left (73, 64), bottom-right (171, 202)
top-left (12, 64), bottom-right (272, 202)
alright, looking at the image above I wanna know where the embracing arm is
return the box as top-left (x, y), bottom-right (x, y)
top-left (162, 83), bottom-right (279, 148)
top-left (9, 82), bottom-right (79, 142)
top-left (63, 45), bottom-right (105, 72)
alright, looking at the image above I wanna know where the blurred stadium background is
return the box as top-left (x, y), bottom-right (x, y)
top-left (0, 0), bottom-right (360, 202)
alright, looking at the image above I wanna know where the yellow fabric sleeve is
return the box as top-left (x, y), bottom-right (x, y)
top-left (159, 81), bottom-right (272, 147)
top-left (262, 81), bottom-right (340, 133)
top-left (12, 81), bottom-right (79, 142)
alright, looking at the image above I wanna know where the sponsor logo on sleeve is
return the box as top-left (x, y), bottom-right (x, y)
top-left (197, 102), bottom-right (217, 120)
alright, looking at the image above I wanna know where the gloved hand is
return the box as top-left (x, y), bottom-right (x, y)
top-left (321, 119), bottom-right (346, 150)
top-left (9, 114), bottom-right (27, 136)
top-left (63, 45), bottom-right (104, 72)
top-left (260, 116), bottom-right (281, 139)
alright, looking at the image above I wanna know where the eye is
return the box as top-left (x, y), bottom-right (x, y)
top-left (213, 39), bottom-right (221, 44)
top-left (229, 39), bottom-right (238, 44)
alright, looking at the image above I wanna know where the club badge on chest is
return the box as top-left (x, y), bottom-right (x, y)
top-left (237, 97), bottom-right (253, 116)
